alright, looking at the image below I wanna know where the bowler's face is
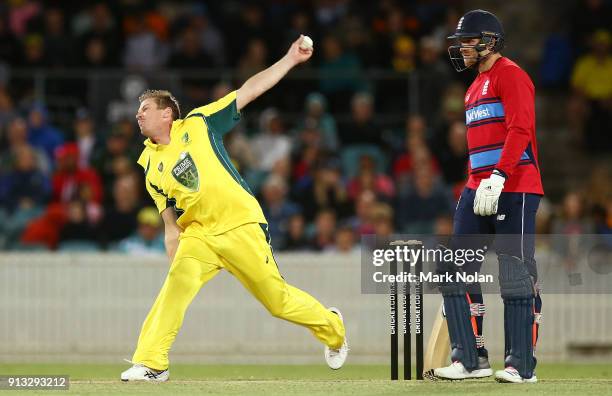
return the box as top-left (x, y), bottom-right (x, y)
top-left (136, 98), bottom-right (163, 137)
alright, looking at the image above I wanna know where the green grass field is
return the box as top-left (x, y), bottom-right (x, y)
top-left (1, 363), bottom-right (611, 395)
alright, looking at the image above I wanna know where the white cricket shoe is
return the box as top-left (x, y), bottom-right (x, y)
top-left (433, 361), bottom-right (493, 380)
top-left (121, 361), bottom-right (169, 382)
top-left (324, 307), bottom-right (349, 370)
top-left (495, 366), bottom-right (537, 383)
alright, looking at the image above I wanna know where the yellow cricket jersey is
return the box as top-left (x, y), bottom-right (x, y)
top-left (136, 91), bottom-right (266, 236)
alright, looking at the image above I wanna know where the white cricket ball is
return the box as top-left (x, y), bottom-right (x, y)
top-left (300, 35), bottom-right (313, 50)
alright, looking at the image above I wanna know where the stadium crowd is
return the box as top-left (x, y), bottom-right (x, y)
top-left (0, 0), bottom-right (610, 253)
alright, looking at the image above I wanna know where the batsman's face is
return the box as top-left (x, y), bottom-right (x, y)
top-left (459, 38), bottom-right (480, 67)
top-left (136, 98), bottom-right (164, 137)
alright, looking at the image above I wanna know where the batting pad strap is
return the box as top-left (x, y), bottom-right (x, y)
top-left (470, 303), bottom-right (486, 317)
top-left (475, 335), bottom-right (486, 348)
top-left (534, 312), bottom-right (543, 325)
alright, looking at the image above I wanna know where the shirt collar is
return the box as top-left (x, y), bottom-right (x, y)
top-left (143, 120), bottom-right (181, 151)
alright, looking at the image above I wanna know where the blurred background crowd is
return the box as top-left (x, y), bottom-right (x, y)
top-left (0, 0), bottom-right (610, 254)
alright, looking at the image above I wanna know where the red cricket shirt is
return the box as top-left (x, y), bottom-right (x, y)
top-left (464, 57), bottom-right (544, 195)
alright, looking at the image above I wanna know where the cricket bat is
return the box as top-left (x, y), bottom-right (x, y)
top-left (423, 302), bottom-right (450, 379)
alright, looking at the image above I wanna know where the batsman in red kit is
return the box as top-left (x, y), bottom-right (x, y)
top-left (433, 10), bottom-right (543, 383)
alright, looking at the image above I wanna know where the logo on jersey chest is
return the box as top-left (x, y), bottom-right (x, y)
top-left (172, 152), bottom-right (199, 191)
top-left (466, 107), bottom-right (491, 123)
top-left (181, 131), bottom-right (191, 145)
top-left (482, 79), bottom-right (490, 95)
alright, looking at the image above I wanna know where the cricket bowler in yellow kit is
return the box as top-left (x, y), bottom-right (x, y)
top-left (121, 36), bottom-right (348, 382)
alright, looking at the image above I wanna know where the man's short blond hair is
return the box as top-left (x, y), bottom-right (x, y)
top-left (138, 90), bottom-right (181, 120)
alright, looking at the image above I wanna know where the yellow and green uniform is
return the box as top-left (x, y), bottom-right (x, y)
top-left (132, 91), bottom-right (344, 370)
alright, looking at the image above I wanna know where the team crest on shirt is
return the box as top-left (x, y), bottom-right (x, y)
top-left (482, 80), bottom-right (490, 95)
top-left (172, 151), bottom-right (199, 191)
top-left (181, 131), bottom-right (191, 145)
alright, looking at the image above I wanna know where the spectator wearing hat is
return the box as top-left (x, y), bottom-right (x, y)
top-left (117, 207), bottom-right (165, 255)
top-left (52, 143), bottom-right (103, 204)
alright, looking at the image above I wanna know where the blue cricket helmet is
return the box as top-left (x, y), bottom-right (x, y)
top-left (447, 10), bottom-right (505, 72)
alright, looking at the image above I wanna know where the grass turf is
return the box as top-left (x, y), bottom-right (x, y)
top-left (0, 363), bottom-right (611, 395)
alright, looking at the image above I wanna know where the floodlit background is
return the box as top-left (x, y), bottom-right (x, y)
top-left (0, 0), bottom-right (610, 365)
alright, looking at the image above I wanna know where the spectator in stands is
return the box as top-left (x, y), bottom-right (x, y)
top-left (2, 117), bottom-right (50, 174)
top-left (330, 225), bottom-right (358, 254)
top-left (225, 3), bottom-right (270, 65)
top-left (52, 143), bottom-right (103, 204)
top-left (168, 27), bottom-right (214, 105)
top-left (27, 104), bottom-right (64, 163)
top-left (20, 34), bottom-right (46, 67)
top-left (396, 164), bottom-right (453, 233)
top-left (309, 208), bottom-right (337, 251)
top-left (20, 203), bottom-right (66, 250)
top-left (570, 0), bottom-right (612, 54)
top-left (260, 174), bottom-right (301, 250)
top-left (58, 200), bottom-right (98, 246)
top-left (0, 16), bottom-right (18, 65)
top-left (552, 191), bottom-right (594, 234)
top-left (117, 207), bottom-right (165, 255)
top-left (188, 6), bottom-right (226, 66)
top-left (99, 173), bottom-right (141, 247)
top-left (417, 35), bottom-right (452, 121)
top-left (391, 35), bottom-right (416, 73)
top-left (282, 213), bottom-right (310, 251)
top-left (338, 92), bottom-right (383, 147)
top-left (431, 82), bottom-right (466, 146)
top-left (348, 189), bottom-right (377, 235)
top-left (73, 108), bottom-right (101, 168)
top-left (0, 145), bottom-right (50, 211)
top-left (294, 157), bottom-right (351, 222)
top-left (319, 34), bottom-right (365, 112)
top-left (347, 154), bottom-right (395, 201)
top-left (43, 7), bottom-right (73, 68)
top-left (295, 92), bottom-right (339, 153)
top-left (236, 38), bottom-right (268, 85)
top-left (251, 108), bottom-right (291, 173)
top-left (77, 3), bottom-right (120, 61)
top-left (436, 120), bottom-right (468, 185)
top-left (570, 30), bottom-right (612, 151)
top-left (91, 129), bottom-right (137, 201)
top-left (123, 16), bottom-right (167, 70)
top-left (81, 37), bottom-right (113, 67)
top-left (0, 145), bottom-right (49, 248)
top-left (393, 118), bottom-right (440, 182)
top-left (0, 87), bottom-right (16, 127)
top-left (433, 215), bottom-right (454, 236)
top-left (372, 202), bottom-right (394, 237)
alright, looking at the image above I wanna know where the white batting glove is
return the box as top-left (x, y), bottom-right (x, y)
top-left (473, 171), bottom-right (505, 216)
